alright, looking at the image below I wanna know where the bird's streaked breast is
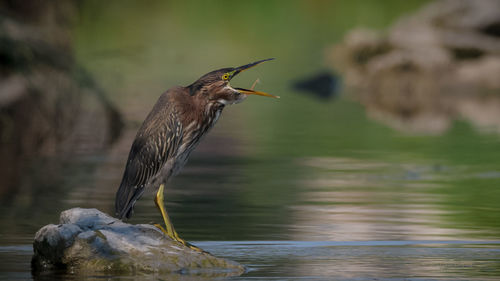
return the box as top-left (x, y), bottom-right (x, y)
top-left (175, 101), bottom-right (223, 158)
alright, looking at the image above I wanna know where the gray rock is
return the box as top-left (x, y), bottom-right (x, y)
top-left (32, 208), bottom-right (245, 277)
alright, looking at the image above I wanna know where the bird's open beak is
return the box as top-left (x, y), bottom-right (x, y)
top-left (231, 58), bottom-right (280, 99)
top-left (234, 87), bottom-right (279, 98)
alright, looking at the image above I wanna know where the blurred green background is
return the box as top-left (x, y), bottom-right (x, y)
top-left (70, 0), bottom-right (500, 240)
top-left (1, 0), bottom-right (499, 242)
top-left (1, 0), bottom-right (500, 277)
top-left (3, 0), bottom-right (500, 279)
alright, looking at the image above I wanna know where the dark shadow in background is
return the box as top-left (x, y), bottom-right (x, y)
top-left (0, 0), bottom-right (123, 200)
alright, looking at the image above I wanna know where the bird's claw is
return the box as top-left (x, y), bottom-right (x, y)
top-left (153, 224), bottom-right (207, 253)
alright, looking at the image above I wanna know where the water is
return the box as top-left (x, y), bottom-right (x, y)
top-left (2, 241), bottom-right (500, 280)
top-left (2, 141), bottom-right (500, 279)
top-left (2, 1), bottom-right (500, 280)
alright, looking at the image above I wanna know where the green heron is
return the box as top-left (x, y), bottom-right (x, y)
top-left (115, 58), bottom-right (277, 251)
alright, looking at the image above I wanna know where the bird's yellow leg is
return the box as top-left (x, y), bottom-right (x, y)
top-left (154, 184), bottom-right (177, 238)
top-left (154, 184), bottom-right (205, 253)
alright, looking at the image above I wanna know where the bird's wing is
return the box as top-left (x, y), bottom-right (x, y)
top-left (115, 107), bottom-right (182, 219)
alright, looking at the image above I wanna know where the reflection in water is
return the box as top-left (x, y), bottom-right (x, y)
top-left (292, 157), bottom-right (463, 241)
top-left (293, 157), bottom-right (500, 241)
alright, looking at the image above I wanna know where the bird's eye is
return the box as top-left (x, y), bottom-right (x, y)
top-left (222, 73), bottom-right (229, 81)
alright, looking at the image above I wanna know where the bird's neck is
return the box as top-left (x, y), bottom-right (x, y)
top-left (175, 96), bottom-right (225, 158)
top-left (185, 90), bottom-right (224, 127)
top-left (179, 90), bottom-right (225, 136)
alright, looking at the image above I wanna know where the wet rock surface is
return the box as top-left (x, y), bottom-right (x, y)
top-left (32, 208), bottom-right (244, 277)
top-left (328, 0), bottom-right (500, 134)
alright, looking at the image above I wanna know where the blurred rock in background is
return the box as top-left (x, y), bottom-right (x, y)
top-left (292, 71), bottom-right (340, 100)
top-left (0, 0), bottom-right (123, 193)
top-left (327, 0), bottom-right (500, 135)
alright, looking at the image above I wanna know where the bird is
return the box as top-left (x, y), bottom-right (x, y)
top-left (115, 58), bottom-right (278, 252)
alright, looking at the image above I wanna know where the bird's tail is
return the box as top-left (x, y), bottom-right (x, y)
top-left (115, 181), bottom-right (143, 220)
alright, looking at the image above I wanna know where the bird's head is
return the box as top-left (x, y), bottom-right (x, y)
top-left (188, 58), bottom-right (279, 105)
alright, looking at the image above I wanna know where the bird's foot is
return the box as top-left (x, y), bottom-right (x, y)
top-left (154, 223), bottom-right (169, 235)
top-left (153, 224), bottom-right (207, 253)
